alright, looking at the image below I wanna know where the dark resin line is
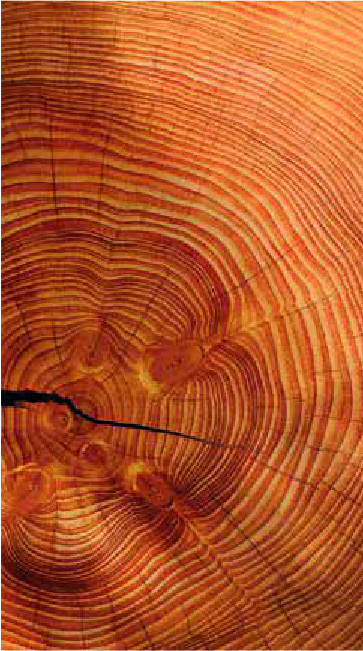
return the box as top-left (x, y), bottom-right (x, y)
top-left (1, 388), bottom-right (219, 446)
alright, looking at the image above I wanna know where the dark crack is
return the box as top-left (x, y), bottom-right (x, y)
top-left (1, 388), bottom-right (214, 445)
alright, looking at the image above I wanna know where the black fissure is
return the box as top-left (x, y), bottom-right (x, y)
top-left (1, 388), bottom-right (216, 445)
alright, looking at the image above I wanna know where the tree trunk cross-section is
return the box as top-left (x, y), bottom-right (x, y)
top-left (2, 2), bottom-right (363, 650)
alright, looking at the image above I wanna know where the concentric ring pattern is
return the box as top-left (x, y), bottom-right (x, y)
top-left (2, 2), bottom-right (363, 649)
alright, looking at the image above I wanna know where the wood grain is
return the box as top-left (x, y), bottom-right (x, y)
top-left (2, 2), bottom-right (363, 649)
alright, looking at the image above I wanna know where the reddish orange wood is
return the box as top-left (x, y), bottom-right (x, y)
top-left (2, 2), bottom-right (363, 649)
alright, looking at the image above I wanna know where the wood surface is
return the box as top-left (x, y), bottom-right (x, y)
top-left (2, 2), bottom-right (363, 649)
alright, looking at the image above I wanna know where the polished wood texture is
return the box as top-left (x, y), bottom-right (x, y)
top-left (2, 2), bottom-right (363, 649)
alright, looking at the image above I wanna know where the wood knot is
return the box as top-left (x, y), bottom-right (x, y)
top-left (137, 338), bottom-right (204, 395)
top-left (2, 463), bottom-right (53, 520)
top-left (123, 461), bottom-right (174, 508)
top-left (79, 441), bottom-right (109, 473)
top-left (66, 323), bottom-right (119, 381)
top-left (40, 402), bottom-right (72, 433)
